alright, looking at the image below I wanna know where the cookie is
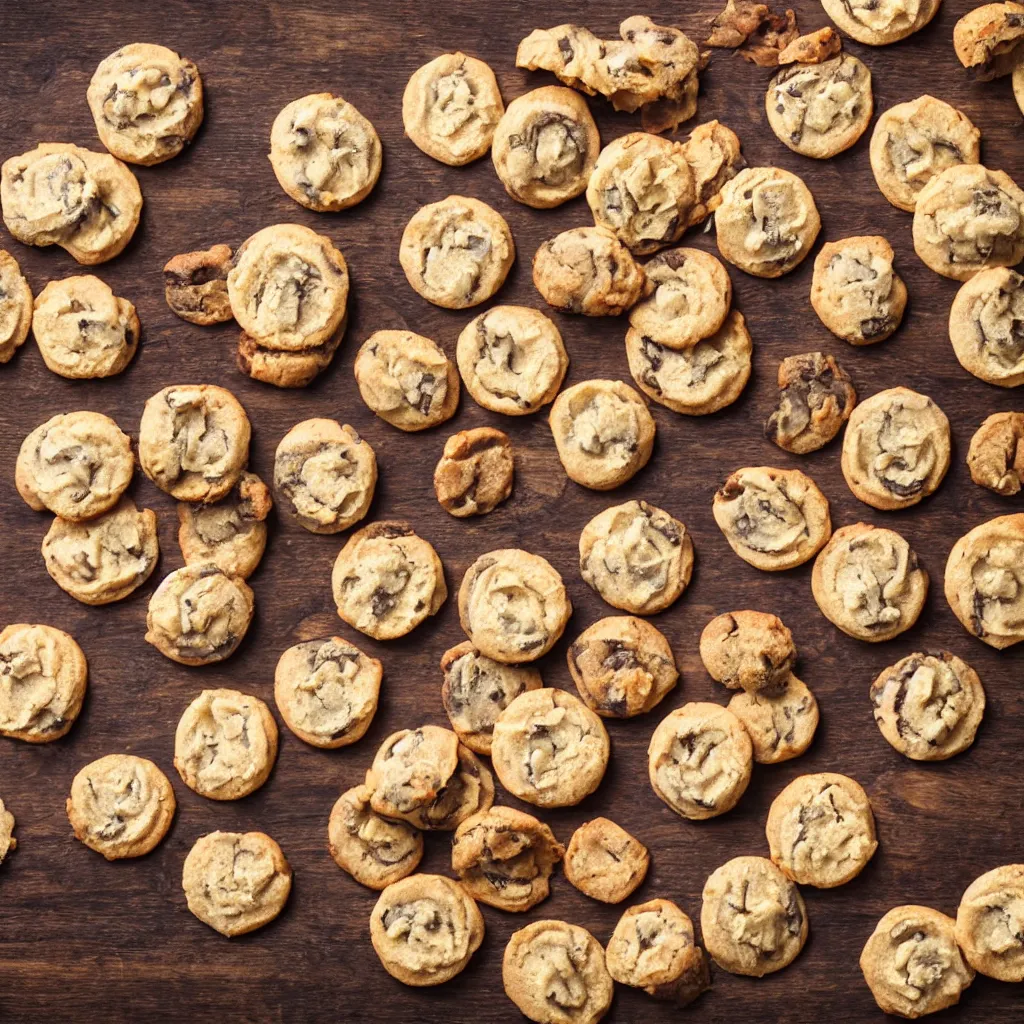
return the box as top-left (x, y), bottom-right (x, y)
top-left (728, 676), bottom-right (819, 763)
top-left (533, 227), bottom-right (644, 317)
top-left (550, 379), bottom-right (655, 490)
top-left (648, 702), bottom-right (753, 820)
top-left (270, 93), bottom-right (381, 211)
top-left (163, 245), bottom-right (233, 325)
top-left (399, 195), bottom-right (514, 308)
top-left (821, 0), bottom-right (941, 45)
top-left (913, 164), bottom-right (1024, 281)
top-left (870, 96), bottom-right (981, 212)
top-left (778, 26), bottom-right (843, 63)
top-left (177, 471), bottom-right (271, 579)
top-left (955, 864), bottom-right (1024, 981)
top-left (701, 856), bottom-right (808, 976)
top-left (403, 53), bottom-right (503, 165)
top-left (331, 521), bottom-right (446, 640)
top-left (715, 166), bottom-right (820, 278)
top-left (66, 754), bottom-right (176, 860)
top-left (452, 806), bottom-right (564, 912)
top-left (16, 411), bottom-right (133, 521)
top-left (954, 2), bottom-right (1024, 79)
top-left (146, 564), bottom-right (254, 665)
top-left (328, 784), bottom-right (424, 890)
top-left (811, 236), bottom-right (907, 345)
top-left (579, 500), bottom-right (693, 615)
top-left (502, 920), bottom-right (613, 1024)
top-left (1, 143), bottom-right (142, 264)
top-left (568, 616), bottom-right (678, 718)
top-left (699, 610), bottom-right (796, 696)
top-left (139, 384), bottom-right (251, 503)
top-left (627, 248), bottom-right (731, 350)
top-left (434, 427), bottom-right (513, 517)
top-left (627, 309), bottom-right (752, 416)
top-left (182, 831), bottom-right (292, 937)
top-left (274, 419), bottom-right (376, 533)
top-left (0, 623), bottom-right (87, 743)
top-left (1016, 56), bottom-right (1024, 113)
top-left (458, 549), bottom-right (570, 662)
top-left (841, 387), bottom-right (950, 510)
top-left (968, 412), bottom-right (1024, 494)
top-left (371, 874), bottom-right (484, 987)
top-left (0, 798), bottom-right (14, 865)
top-left (860, 906), bottom-right (974, 1017)
top-left (764, 352), bottom-right (856, 455)
top-left (680, 119), bottom-right (745, 227)
top-left (0, 250), bottom-right (32, 363)
top-left (491, 688), bottom-right (609, 808)
top-left (713, 466), bottom-right (832, 572)
top-left (767, 54), bottom-right (872, 158)
top-left (812, 523), bottom-right (929, 642)
top-left (236, 323), bottom-right (343, 388)
top-left (563, 817), bottom-right (649, 904)
top-left (491, 86), bottom-right (599, 209)
top-left (948, 267), bottom-right (1024, 386)
top-left (870, 651), bottom-right (985, 760)
top-left (274, 637), bottom-right (382, 749)
top-left (42, 497), bottom-right (159, 605)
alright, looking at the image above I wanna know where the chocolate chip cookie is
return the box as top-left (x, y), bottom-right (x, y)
top-left (968, 412), bottom-right (1024, 494)
top-left (728, 675), bottom-right (819, 763)
top-left (954, 2), bottom-right (1024, 79)
top-left (948, 267), bottom-right (1024, 386)
top-left (434, 427), bottom-right (513, 517)
top-left (764, 352), bottom-right (856, 454)
top-left (700, 610), bottom-right (796, 696)
top-left (163, 245), bottom-right (233, 325)
top-left (821, 0), bottom-right (941, 46)
top-left (680, 119), bottom-right (745, 227)
top-left (0, 250), bottom-right (32, 363)
top-left (563, 818), bottom-right (649, 904)
top-left (956, 864), bottom-right (1024, 981)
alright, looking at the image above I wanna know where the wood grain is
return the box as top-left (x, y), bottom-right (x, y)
top-left (1, 1), bottom-right (1022, 1020)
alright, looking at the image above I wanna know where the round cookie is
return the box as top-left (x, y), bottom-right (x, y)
top-left (728, 675), bottom-right (820, 764)
top-left (699, 610), bottom-right (796, 696)
top-left (870, 651), bottom-right (985, 761)
top-left (434, 427), bottom-right (513, 517)
top-left (956, 865), bottom-right (1024, 981)
top-left (701, 856), bottom-right (808, 976)
top-left (563, 818), bottom-right (649, 904)
top-left (948, 267), bottom-right (1024, 387)
top-left (821, 0), bottom-right (941, 45)
top-left (269, 93), bottom-right (381, 211)
top-left (491, 688), bottom-right (610, 808)
top-left (163, 245), bottom-right (233, 326)
top-left (66, 754), bottom-right (176, 860)
top-left (403, 53), bottom-right (503, 165)
top-left (0, 249), bottom-right (32, 363)
top-left (492, 86), bottom-right (599, 208)
top-left (765, 352), bottom-right (856, 454)
top-left (331, 521), bottom-right (447, 640)
top-left (954, 2), bottom-right (1024, 79)
top-left (274, 637), bottom-right (382, 749)
top-left (967, 412), bottom-right (1024, 494)
top-left (399, 195), bottom-right (514, 309)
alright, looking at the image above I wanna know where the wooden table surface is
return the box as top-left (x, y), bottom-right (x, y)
top-left (2, 1), bottom-right (1023, 1020)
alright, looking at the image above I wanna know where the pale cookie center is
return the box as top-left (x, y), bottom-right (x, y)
top-left (105, 64), bottom-right (186, 128)
top-left (167, 395), bottom-right (231, 481)
top-left (889, 124), bottom-right (962, 187)
top-left (971, 545), bottom-right (1024, 636)
top-left (721, 880), bottom-right (799, 957)
top-left (747, 182), bottom-right (806, 260)
top-left (13, 152), bottom-right (97, 235)
top-left (836, 537), bottom-right (909, 627)
top-left (890, 926), bottom-right (957, 1002)
top-left (522, 706), bottom-right (587, 789)
top-left (287, 108), bottom-right (372, 194)
top-left (775, 63), bottom-right (863, 140)
top-left (206, 840), bottom-right (278, 916)
top-left (896, 662), bottom-right (971, 744)
top-left (659, 727), bottom-right (742, 809)
top-left (382, 899), bottom-right (461, 967)
top-left (601, 157), bottom-right (682, 243)
top-left (423, 221), bottom-right (491, 297)
top-left (976, 286), bottom-right (1024, 366)
top-left (292, 652), bottom-right (363, 737)
top-left (569, 396), bottom-right (639, 465)
top-left (36, 425), bottom-right (110, 503)
top-left (870, 406), bottom-right (939, 496)
top-left (0, 638), bottom-right (63, 731)
top-left (973, 898), bottom-right (1024, 956)
top-left (188, 699), bottom-right (261, 790)
top-left (79, 765), bottom-right (161, 843)
top-left (253, 254), bottom-right (324, 332)
top-left (933, 186), bottom-right (1022, 259)
top-left (846, 0), bottom-right (919, 31)
top-left (297, 446), bottom-right (363, 516)
top-left (429, 71), bottom-right (477, 137)
top-left (782, 786), bottom-right (872, 874)
top-left (48, 514), bottom-right (150, 585)
top-left (529, 939), bottom-right (588, 1010)
top-left (351, 806), bottom-right (418, 866)
top-left (727, 480), bottom-right (808, 554)
top-left (447, 656), bottom-right (518, 732)
top-left (46, 295), bottom-right (126, 358)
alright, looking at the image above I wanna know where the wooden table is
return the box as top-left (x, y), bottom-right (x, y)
top-left (1, 1), bottom-right (1022, 1020)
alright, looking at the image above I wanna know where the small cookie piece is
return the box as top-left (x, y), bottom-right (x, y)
top-left (66, 754), bottom-right (176, 860)
top-left (954, 2), bottom-right (1024, 79)
top-left (564, 818), bottom-right (649, 904)
top-left (955, 865), bottom-right (1024, 981)
top-left (533, 227), bottom-right (645, 317)
top-left (842, 387), bottom-right (950, 510)
top-left (434, 427), bottom-right (513, 517)
top-left (813, 523), bottom-right (929, 642)
top-left (579, 500), bottom-right (693, 615)
top-left (163, 245), bottom-right (233, 325)
top-left (861, 906), bottom-right (974, 1018)
top-left (870, 651), bottom-right (985, 761)
top-left (765, 352), bottom-right (856, 454)
top-left (371, 874), bottom-right (484, 987)
top-left (139, 384), bottom-right (251, 503)
top-left (870, 96), bottom-right (981, 212)
top-left (145, 564), bottom-right (255, 665)
top-left (0, 250), bottom-right (33, 363)
top-left (968, 412), bottom-right (1024, 494)
top-left (403, 53), bottom-right (503, 166)
top-left (0, 624), bottom-right (87, 743)
top-left (716, 166), bottom-right (820, 278)
top-left (811, 237), bottom-right (907, 346)
top-left (821, 0), bottom-right (941, 46)
top-left (456, 305), bottom-right (568, 415)
top-left (269, 93), bottom-right (381, 211)
top-left (274, 419), bottom-right (376, 533)
top-left (399, 195), bottom-right (514, 309)
top-left (567, 616), bottom-right (678, 718)
top-left (700, 610), bottom-right (796, 696)
top-left (0, 798), bottom-right (14, 865)
top-left (550, 379), bottom-right (655, 491)
top-left (713, 466), bottom-right (832, 572)
top-left (766, 773), bottom-right (877, 888)
top-left (16, 411), bottom-right (133, 521)
top-left (1016, 56), bottom-right (1024, 113)
top-left (183, 831), bottom-right (292, 937)
top-left (42, 497), bottom-right (159, 605)
top-left (680, 119), bottom-right (746, 227)
top-left (328, 784), bottom-right (424, 890)
top-left (705, 1), bottom-right (800, 60)
top-left (627, 309), bottom-right (752, 416)
top-left (728, 675), bottom-right (819, 764)
top-left (503, 920), bottom-right (613, 1024)
top-left (459, 549), bottom-right (571, 663)
top-left (949, 267), bottom-right (1024, 387)
top-left (236, 325), bottom-right (342, 389)
top-left (492, 86), bottom-right (599, 209)
top-left (274, 637), bottom-right (382, 749)
top-left (332, 521), bottom-right (446, 640)
top-left (452, 806), bottom-right (564, 912)
top-left (778, 26), bottom-right (842, 64)
top-left (648, 702), bottom-right (753, 820)
top-left (913, 164), bottom-right (1024, 281)
top-left (701, 856), bottom-right (808, 977)
top-left (177, 471), bottom-right (271, 579)
top-left (491, 688), bottom-right (609, 808)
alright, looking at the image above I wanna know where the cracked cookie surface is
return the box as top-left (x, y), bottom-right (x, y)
top-left (949, 267), bottom-right (1024, 386)
top-left (728, 674), bottom-right (819, 763)
top-left (434, 427), bottom-right (513, 517)
top-left (765, 352), bottom-right (856, 454)
top-left (564, 817), bottom-right (649, 904)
